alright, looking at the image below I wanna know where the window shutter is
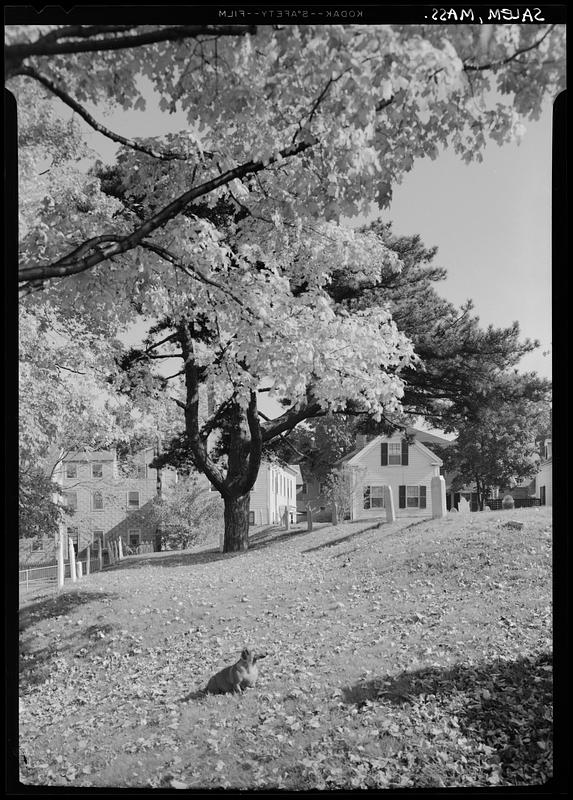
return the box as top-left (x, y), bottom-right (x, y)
top-left (381, 443), bottom-right (388, 466)
top-left (420, 485), bottom-right (427, 509)
top-left (401, 439), bottom-right (409, 466)
top-left (399, 485), bottom-right (406, 508)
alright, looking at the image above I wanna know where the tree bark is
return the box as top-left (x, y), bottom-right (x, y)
top-left (475, 475), bottom-right (483, 511)
top-left (223, 493), bottom-right (250, 552)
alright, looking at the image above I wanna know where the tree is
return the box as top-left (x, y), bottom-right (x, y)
top-left (434, 377), bottom-right (550, 509)
top-left (9, 23), bottom-right (564, 288)
top-left (267, 222), bottom-right (551, 480)
top-left (141, 475), bottom-right (223, 550)
top-left (11, 22), bottom-right (564, 550)
top-left (329, 220), bottom-right (551, 432)
top-left (323, 468), bottom-right (360, 524)
top-left (18, 304), bottom-right (162, 545)
top-left (19, 470), bottom-right (65, 541)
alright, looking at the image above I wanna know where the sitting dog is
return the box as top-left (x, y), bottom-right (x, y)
top-left (206, 648), bottom-right (267, 695)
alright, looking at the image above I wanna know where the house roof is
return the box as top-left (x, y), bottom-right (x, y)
top-left (288, 464), bottom-right (304, 483)
top-left (336, 427), bottom-right (452, 466)
top-left (63, 451), bottom-right (117, 462)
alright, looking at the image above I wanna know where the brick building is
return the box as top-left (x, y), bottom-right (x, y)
top-left (57, 447), bottom-right (179, 555)
top-left (19, 447), bottom-right (179, 565)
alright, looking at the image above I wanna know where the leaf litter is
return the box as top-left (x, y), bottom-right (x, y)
top-left (19, 507), bottom-right (552, 789)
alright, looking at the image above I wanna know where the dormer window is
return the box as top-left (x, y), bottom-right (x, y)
top-left (381, 440), bottom-right (409, 466)
top-left (92, 462), bottom-right (103, 478)
top-left (388, 443), bottom-right (401, 465)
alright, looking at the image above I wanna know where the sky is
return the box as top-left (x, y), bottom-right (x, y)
top-left (383, 106), bottom-right (553, 380)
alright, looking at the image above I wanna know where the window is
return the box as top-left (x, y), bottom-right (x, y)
top-left (32, 538), bottom-right (44, 551)
top-left (364, 485), bottom-right (385, 510)
top-left (65, 463), bottom-right (77, 479)
top-left (388, 443), bottom-right (401, 465)
top-left (406, 486), bottom-right (419, 507)
top-left (381, 440), bottom-right (409, 466)
top-left (127, 491), bottom-right (140, 509)
top-left (92, 462), bottom-right (103, 478)
top-left (128, 529), bottom-right (141, 548)
top-left (319, 482), bottom-right (327, 494)
top-left (248, 511), bottom-right (255, 525)
top-left (300, 483), bottom-right (307, 495)
top-left (91, 491), bottom-right (104, 511)
top-left (399, 485), bottom-right (427, 509)
top-left (64, 491), bottom-right (77, 510)
top-left (136, 464), bottom-right (147, 479)
top-left (93, 530), bottom-right (104, 548)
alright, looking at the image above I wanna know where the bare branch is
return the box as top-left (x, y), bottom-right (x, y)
top-left (464, 25), bottom-right (556, 72)
top-left (37, 25), bottom-right (141, 45)
top-left (14, 65), bottom-right (189, 161)
top-left (18, 137), bottom-right (317, 285)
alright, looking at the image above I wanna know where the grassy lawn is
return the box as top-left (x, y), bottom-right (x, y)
top-left (18, 507), bottom-right (552, 789)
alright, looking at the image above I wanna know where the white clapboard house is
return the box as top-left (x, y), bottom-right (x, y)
top-left (336, 429), bottom-right (452, 520)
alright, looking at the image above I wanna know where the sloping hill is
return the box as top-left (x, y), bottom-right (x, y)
top-left (18, 507), bottom-right (552, 789)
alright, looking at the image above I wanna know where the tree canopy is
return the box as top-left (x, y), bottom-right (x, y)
top-left (434, 380), bottom-right (551, 508)
top-left (10, 22), bottom-right (563, 549)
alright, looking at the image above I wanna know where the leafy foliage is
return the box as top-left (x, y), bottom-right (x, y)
top-left (19, 469), bottom-right (65, 540)
top-left (145, 476), bottom-right (223, 550)
top-left (11, 23), bottom-right (563, 548)
top-left (435, 379), bottom-right (550, 506)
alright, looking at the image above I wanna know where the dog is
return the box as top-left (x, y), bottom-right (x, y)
top-left (205, 648), bottom-right (267, 695)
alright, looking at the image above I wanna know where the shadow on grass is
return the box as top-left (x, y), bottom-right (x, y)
top-left (342, 652), bottom-right (553, 783)
top-left (19, 590), bottom-right (119, 690)
top-left (303, 521), bottom-right (382, 553)
top-left (19, 589), bottom-right (117, 633)
top-left (102, 526), bottom-right (321, 571)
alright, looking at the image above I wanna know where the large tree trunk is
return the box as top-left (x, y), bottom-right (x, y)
top-left (223, 493), bottom-right (250, 552)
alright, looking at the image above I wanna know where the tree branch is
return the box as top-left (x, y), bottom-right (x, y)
top-left (140, 241), bottom-right (249, 312)
top-left (262, 400), bottom-right (324, 442)
top-left (463, 25), bottom-right (556, 72)
top-left (245, 391), bottom-right (263, 489)
top-left (18, 137), bottom-right (317, 285)
top-left (6, 25), bottom-right (257, 70)
top-left (178, 322), bottom-right (226, 491)
top-left (14, 65), bottom-right (189, 161)
top-left (37, 25), bottom-right (141, 45)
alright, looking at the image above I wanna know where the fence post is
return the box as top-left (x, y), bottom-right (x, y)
top-left (57, 531), bottom-right (65, 589)
top-left (86, 545), bottom-right (90, 575)
top-left (306, 504), bottom-right (313, 532)
top-left (77, 561), bottom-right (83, 579)
top-left (118, 537), bottom-right (124, 560)
top-left (68, 537), bottom-right (77, 583)
top-left (26, 569), bottom-right (29, 592)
